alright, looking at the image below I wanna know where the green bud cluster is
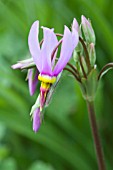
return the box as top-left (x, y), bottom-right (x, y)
top-left (72, 15), bottom-right (98, 102)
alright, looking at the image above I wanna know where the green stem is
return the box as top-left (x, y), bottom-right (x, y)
top-left (79, 37), bottom-right (91, 72)
top-left (98, 63), bottom-right (113, 80)
top-left (86, 101), bottom-right (106, 170)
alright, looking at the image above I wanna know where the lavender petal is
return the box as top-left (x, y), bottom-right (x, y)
top-left (28, 21), bottom-right (42, 72)
top-left (33, 108), bottom-right (41, 132)
top-left (53, 26), bottom-right (79, 75)
top-left (28, 68), bottom-right (39, 96)
top-left (41, 27), bottom-right (58, 75)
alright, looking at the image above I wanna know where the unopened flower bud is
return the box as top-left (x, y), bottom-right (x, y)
top-left (88, 43), bottom-right (96, 67)
top-left (11, 58), bottom-right (35, 70)
top-left (73, 50), bottom-right (79, 62)
top-left (81, 15), bottom-right (95, 44)
top-left (72, 18), bottom-right (79, 32)
top-left (80, 56), bottom-right (88, 75)
top-left (11, 63), bottom-right (22, 69)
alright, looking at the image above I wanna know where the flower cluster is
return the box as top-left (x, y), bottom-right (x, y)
top-left (12, 15), bottom-right (111, 133)
top-left (12, 18), bottom-right (79, 132)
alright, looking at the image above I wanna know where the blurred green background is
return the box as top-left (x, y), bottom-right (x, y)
top-left (0, 0), bottom-right (113, 169)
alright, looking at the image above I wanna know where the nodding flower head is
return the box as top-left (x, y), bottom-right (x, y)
top-left (28, 20), bottom-right (79, 112)
top-left (12, 19), bottom-right (79, 133)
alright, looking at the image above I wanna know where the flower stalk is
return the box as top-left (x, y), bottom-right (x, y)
top-left (79, 37), bottom-right (91, 72)
top-left (86, 100), bottom-right (106, 170)
top-left (11, 14), bottom-right (111, 169)
top-left (79, 55), bottom-right (87, 78)
top-left (98, 63), bottom-right (113, 80)
top-left (64, 67), bottom-right (81, 82)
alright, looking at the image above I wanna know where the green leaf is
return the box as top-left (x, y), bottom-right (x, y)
top-left (0, 158), bottom-right (17, 170)
top-left (29, 161), bottom-right (54, 170)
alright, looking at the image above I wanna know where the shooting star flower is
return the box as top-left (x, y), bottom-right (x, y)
top-left (28, 20), bottom-right (79, 131)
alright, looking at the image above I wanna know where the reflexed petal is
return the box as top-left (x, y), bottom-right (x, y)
top-left (53, 26), bottom-right (79, 75)
top-left (28, 21), bottom-right (42, 71)
top-left (41, 27), bottom-right (58, 75)
top-left (28, 68), bottom-right (39, 96)
top-left (72, 27), bottom-right (79, 49)
top-left (33, 108), bottom-right (41, 132)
